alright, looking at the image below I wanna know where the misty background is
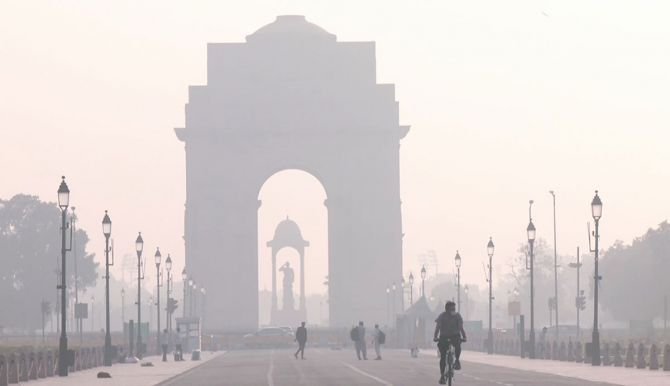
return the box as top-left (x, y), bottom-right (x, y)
top-left (1, 1), bottom-right (669, 329)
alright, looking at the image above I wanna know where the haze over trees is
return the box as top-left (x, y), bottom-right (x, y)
top-left (0, 194), bottom-right (97, 330)
top-left (599, 221), bottom-right (670, 322)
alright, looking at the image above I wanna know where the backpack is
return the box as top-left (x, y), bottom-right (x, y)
top-left (350, 327), bottom-right (358, 341)
top-left (378, 330), bottom-right (386, 344)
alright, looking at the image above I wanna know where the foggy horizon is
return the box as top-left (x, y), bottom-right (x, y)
top-left (2, 1), bottom-right (669, 298)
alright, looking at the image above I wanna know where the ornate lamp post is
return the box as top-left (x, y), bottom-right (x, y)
top-left (527, 214), bottom-right (537, 359)
top-left (455, 251), bottom-right (462, 313)
top-left (391, 282), bottom-right (397, 326)
top-left (200, 287), bottom-right (207, 331)
top-left (188, 278), bottom-right (194, 316)
top-left (135, 232), bottom-right (145, 358)
top-left (386, 287), bottom-right (390, 325)
top-left (192, 282), bottom-right (198, 316)
top-left (408, 273), bottom-right (414, 306)
top-left (486, 238), bottom-right (495, 355)
top-left (121, 288), bottom-right (125, 326)
top-left (464, 285), bottom-right (470, 320)
top-left (590, 191), bottom-right (603, 366)
top-left (154, 247), bottom-right (162, 355)
top-left (420, 265), bottom-right (427, 298)
top-left (549, 190), bottom-right (559, 340)
top-left (102, 211), bottom-right (113, 366)
top-left (165, 255), bottom-right (172, 344)
top-left (57, 177), bottom-right (70, 376)
top-left (182, 268), bottom-right (188, 317)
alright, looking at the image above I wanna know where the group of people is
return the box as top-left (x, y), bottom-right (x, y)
top-left (290, 300), bottom-right (466, 384)
top-left (160, 327), bottom-right (186, 362)
top-left (350, 321), bottom-right (386, 360)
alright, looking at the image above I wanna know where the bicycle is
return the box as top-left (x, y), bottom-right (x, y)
top-left (435, 337), bottom-right (465, 385)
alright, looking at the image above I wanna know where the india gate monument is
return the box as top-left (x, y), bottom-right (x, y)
top-left (175, 15), bottom-right (409, 331)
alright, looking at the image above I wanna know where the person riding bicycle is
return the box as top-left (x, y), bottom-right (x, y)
top-left (434, 301), bottom-right (467, 384)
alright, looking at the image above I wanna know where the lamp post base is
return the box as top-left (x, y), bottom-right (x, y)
top-left (58, 335), bottom-right (69, 376)
top-left (104, 333), bottom-right (112, 366)
top-left (592, 330), bottom-right (601, 366)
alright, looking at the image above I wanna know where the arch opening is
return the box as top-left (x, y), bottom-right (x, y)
top-left (257, 169), bottom-right (328, 326)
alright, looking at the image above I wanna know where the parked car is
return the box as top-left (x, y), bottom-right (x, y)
top-left (243, 327), bottom-right (294, 349)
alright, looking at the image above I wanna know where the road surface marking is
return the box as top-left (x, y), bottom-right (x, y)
top-left (340, 361), bottom-right (394, 386)
top-left (267, 350), bottom-right (275, 386)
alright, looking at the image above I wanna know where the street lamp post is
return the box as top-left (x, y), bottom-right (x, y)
top-left (165, 255), bottom-right (172, 345)
top-left (386, 287), bottom-right (390, 325)
top-left (188, 278), bottom-right (194, 316)
top-left (193, 283), bottom-right (198, 316)
top-left (549, 190), bottom-right (559, 340)
top-left (201, 287), bottom-right (207, 331)
top-left (57, 177), bottom-right (70, 377)
top-left (135, 232), bottom-right (145, 359)
top-left (400, 278), bottom-right (406, 312)
top-left (102, 211), bottom-right (113, 366)
top-left (391, 282), bottom-right (397, 326)
top-left (121, 288), bottom-right (125, 327)
top-left (182, 268), bottom-right (188, 317)
top-left (590, 191), bottom-right (603, 366)
top-left (154, 248), bottom-right (162, 355)
top-left (455, 251), bottom-right (462, 313)
top-left (420, 266), bottom-right (427, 298)
top-left (464, 285), bottom-right (470, 320)
top-left (527, 207), bottom-right (537, 359)
top-left (487, 238), bottom-right (495, 355)
top-left (568, 247), bottom-right (582, 340)
top-left (408, 273), bottom-right (414, 306)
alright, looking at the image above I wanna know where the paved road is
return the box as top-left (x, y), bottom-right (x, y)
top-left (159, 348), bottom-right (619, 386)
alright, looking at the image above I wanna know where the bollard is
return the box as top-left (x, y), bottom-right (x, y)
top-left (649, 344), bottom-right (659, 370)
top-left (7, 354), bottom-right (17, 385)
top-left (625, 343), bottom-right (635, 368)
top-left (37, 351), bottom-right (46, 378)
top-left (613, 342), bottom-right (623, 367)
top-left (602, 343), bottom-right (611, 366)
top-left (46, 351), bottom-right (54, 377)
top-left (28, 352), bottom-right (37, 380)
top-left (18, 353), bottom-right (27, 382)
top-left (559, 342), bottom-right (567, 361)
top-left (575, 342), bottom-right (584, 363)
top-left (637, 343), bottom-right (646, 369)
top-left (0, 354), bottom-right (7, 386)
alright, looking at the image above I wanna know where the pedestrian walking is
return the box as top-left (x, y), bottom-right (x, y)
top-left (175, 327), bottom-right (183, 361)
top-left (294, 321), bottom-right (307, 359)
top-left (372, 324), bottom-right (385, 360)
top-left (161, 329), bottom-right (169, 362)
top-left (354, 321), bottom-right (367, 360)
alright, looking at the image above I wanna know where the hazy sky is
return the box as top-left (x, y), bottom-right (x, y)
top-left (1, 1), bottom-right (669, 297)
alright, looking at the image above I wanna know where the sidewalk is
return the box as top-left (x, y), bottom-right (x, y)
top-left (28, 351), bottom-right (225, 386)
top-left (461, 350), bottom-right (670, 386)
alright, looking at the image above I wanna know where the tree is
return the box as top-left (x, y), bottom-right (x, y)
top-left (0, 194), bottom-right (98, 330)
top-left (599, 222), bottom-right (670, 321)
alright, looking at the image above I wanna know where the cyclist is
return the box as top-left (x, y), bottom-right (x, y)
top-left (434, 301), bottom-right (467, 384)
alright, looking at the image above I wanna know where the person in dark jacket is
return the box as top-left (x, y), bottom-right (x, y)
top-left (434, 301), bottom-right (467, 384)
top-left (294, 322), bottom-right (307, 359)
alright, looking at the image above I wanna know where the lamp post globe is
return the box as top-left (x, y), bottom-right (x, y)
top-left (57, 176), bottom-right (70, 210)
top-left (136, 233), bottom-right (144, 254)
top-left (57, 177), bottom-right (70, 376)
top-left (591, 190), bottom-right (602, 220)
top-left (454, 251), bottom-right (462, 269)
top-left (101, 211), bottom-right (113, 366)
top-left (487, 237), bottom-right (495, 258)
top-left (165, 255), bottom-right (172, 272)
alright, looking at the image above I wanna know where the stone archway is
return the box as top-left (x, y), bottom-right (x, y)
top-left (176, 15), bottom-right (409, 331)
